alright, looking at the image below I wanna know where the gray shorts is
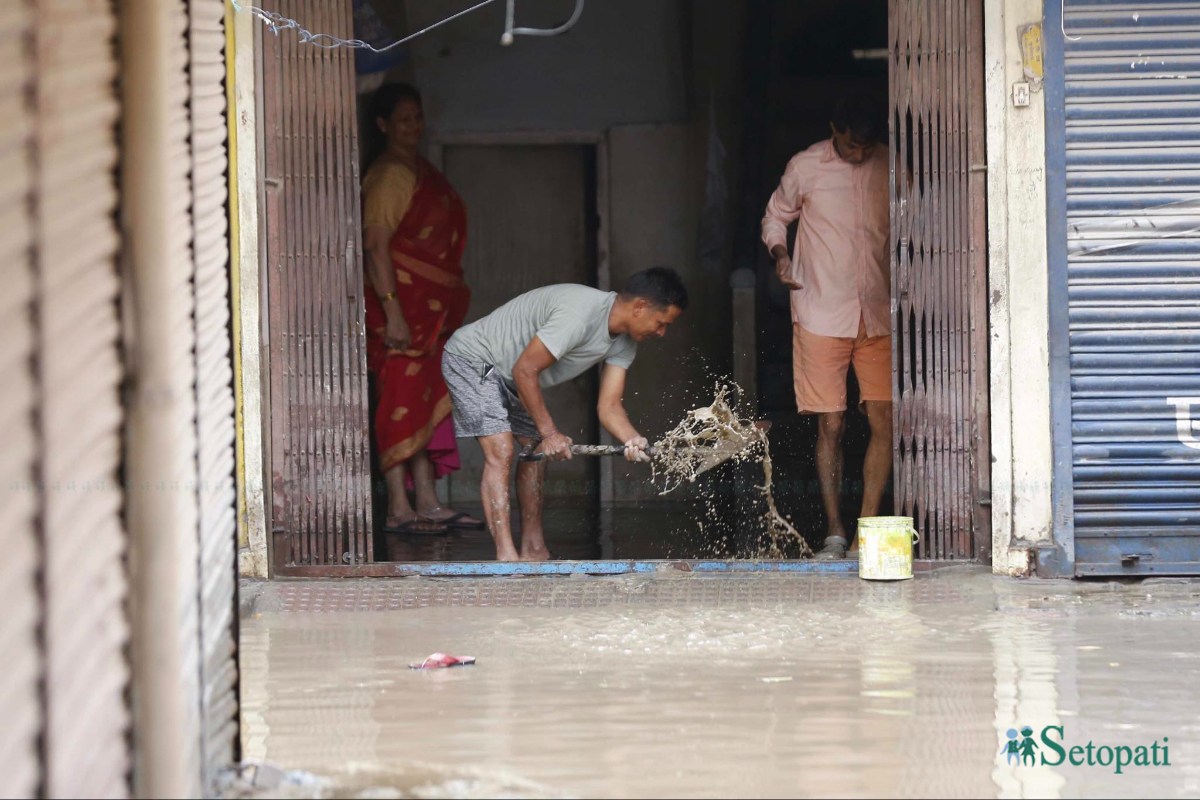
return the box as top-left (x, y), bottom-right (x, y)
top-left (442, 351), bottom-right (539, 440)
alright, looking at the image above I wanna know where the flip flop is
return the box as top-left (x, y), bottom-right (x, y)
top-left (383, 516), bottom-right (448, 536)
top-left (814, 535), bottom-right (849, 560)
top-left (439, 511), bottom-right (486, 530)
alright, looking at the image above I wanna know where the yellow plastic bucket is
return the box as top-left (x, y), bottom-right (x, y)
top-left (856, 516), bottom-right (919, 580)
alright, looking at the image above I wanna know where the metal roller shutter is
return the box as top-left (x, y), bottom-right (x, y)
top-left (34, 1), bottom-right (131, 796)
top-left (189, 0), bottom-right (240, 786)
top-left (1062, 1), bottom-right (1200, 575)
top-left (0, 2), bottom-right (41, 796)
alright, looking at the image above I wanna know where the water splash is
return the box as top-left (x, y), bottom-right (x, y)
top-left (651, 383), bottom-right (813, 558)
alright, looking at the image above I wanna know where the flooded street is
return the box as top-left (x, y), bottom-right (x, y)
top-left (239, 569), bottom-right (1200, 798)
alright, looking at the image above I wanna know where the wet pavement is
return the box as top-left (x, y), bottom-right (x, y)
top-left (238, 568), bottom-right (1200, 798)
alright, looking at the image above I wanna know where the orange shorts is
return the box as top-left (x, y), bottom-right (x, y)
top-left (792, 320), bottom-right (892, 413)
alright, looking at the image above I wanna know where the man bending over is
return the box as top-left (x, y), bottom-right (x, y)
top-left (442, 267), bottom-right (688, 561)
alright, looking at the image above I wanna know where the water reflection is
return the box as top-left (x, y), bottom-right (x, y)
top-left (239, 572), bottom-right (1200, 798)
top-left (988, 596), bottom-right (1066, 799)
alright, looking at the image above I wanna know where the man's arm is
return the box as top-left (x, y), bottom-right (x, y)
top-left (761, 159), bottom-right (805, 291)
top-left (511, 336), bottom-right (573, 459)
top-left (597, 364), bottom-right (650, 463)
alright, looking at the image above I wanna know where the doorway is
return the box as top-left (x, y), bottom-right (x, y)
top-left (437, 143), bottom-right (601, 504)
top-left (256, 0), bottom-right (988, 574)
top-left (375, 140), bottom-right (606, 563)
top-left (742, 0), bottom-right (892, 551)
top-left (744, 0), bottom-right (989, 560)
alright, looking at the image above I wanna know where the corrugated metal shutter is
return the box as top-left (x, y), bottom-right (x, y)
top-left (0, 2), bottom-right (41, 797)
top-left (189, 0), bottom-right (240, 786)
top-left (262, 0), bottom-right (374, 569)
top-left (34, 1), bottom-right (131, 796)
top-left (1063, 1), bottom-right (1200, 575)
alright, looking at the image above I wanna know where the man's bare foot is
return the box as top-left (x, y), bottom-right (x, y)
top-left (496, 547), bottom-right (520, 562)
top-left (520, 545), bottom-right (551, 561)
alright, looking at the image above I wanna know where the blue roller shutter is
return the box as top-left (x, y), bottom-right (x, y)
top-left (1063, 1), bottom-right (1200, 575)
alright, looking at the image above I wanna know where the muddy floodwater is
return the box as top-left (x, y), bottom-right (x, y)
top-left (238, 569), bottom-right (1200, 798)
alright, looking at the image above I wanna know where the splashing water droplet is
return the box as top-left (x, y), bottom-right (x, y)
top-left (650, 381), bottom-right (813, 559)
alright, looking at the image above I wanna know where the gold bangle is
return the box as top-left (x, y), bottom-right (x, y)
top-left (381, 291), bottom-right (398, 303)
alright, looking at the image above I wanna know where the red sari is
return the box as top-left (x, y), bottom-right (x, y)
top-left (365, 159), bottom-right (470, 474)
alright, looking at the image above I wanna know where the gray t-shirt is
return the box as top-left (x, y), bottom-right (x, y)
top-left (445, 284), bottom-right (637, 388)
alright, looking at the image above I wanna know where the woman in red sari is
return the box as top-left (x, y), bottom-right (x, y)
top-left (363, 84), bottom-right (483, 534)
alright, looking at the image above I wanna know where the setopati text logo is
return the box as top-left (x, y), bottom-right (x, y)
top-left (1001, 725), bottom-right (1171, 775)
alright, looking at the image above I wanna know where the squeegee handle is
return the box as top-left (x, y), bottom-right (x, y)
top-left (518, 443), bottom-right (659, 461)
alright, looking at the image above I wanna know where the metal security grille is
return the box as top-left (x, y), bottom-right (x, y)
top-left (1061, 1), bottom-right (1200, 576)
top-left (262, 0), bottom-right (373, 567)
top-left (888, 0), bottom-right (990, 560)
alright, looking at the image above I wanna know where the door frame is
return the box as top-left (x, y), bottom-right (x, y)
top-left (426, 130), bottom-right (617, 505)
top-left (1041, 0), bottom-right (1075, 578)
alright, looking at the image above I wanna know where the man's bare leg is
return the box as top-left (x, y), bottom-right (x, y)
top-left (515, 435), bottom-right (550, 561)
top-left (478, 432), bottom-right (520, 561)
top-left (860, 401), bottom-right (894, 523)
top-left (815, 410), bottom-right (849, 558)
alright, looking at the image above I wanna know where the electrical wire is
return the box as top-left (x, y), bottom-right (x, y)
top-left (231, 0), bottom-right (585, 51)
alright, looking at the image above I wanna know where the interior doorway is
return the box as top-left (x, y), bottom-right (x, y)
top-left (437, 143), bottom-right (601, 505)
top-left (742, 0), bottom-right (892, 552)
top-left (373, 140), bottom-right (605, 563)
top-left (743, 0), bottom-right (989, 560)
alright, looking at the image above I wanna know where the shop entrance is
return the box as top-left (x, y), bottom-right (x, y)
top-left (257, 0), bottom-right (988, 574)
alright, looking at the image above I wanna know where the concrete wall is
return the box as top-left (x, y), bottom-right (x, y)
top-left (607, 123), bottom-right (717, 501)
top-left (985, 0), bottom-right (1050, 575)
top-left (404, 0), bottom-right (688, 133)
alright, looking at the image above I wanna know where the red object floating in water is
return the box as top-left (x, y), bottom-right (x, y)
top-left (409, 652), bottom-right (476, 670)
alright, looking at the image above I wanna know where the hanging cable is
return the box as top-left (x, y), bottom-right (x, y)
top-left (231, 0), bottom-right (585, 52)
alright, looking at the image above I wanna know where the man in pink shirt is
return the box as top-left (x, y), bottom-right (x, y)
top-left (761, 98), bottom-right (892, 560)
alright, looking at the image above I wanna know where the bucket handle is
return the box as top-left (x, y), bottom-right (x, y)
top-left (909, 525), bottom-right (920, 544)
